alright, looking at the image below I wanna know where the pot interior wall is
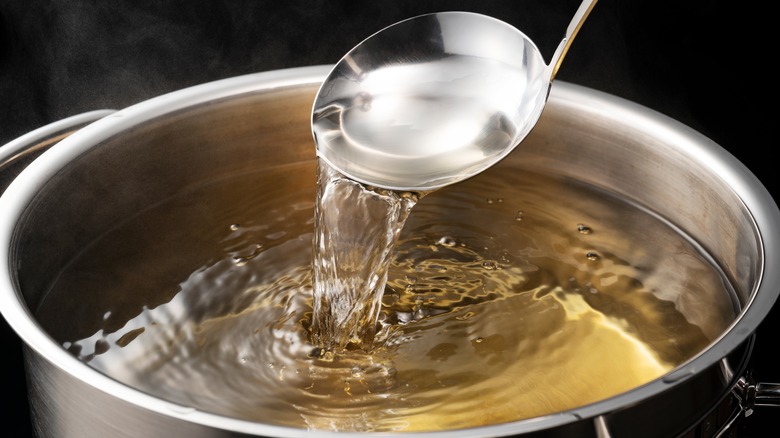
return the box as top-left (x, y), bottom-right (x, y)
top-left (14, 87), bottom-right (318, 313)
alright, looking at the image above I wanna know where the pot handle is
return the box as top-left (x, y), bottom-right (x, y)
top-left (0, 110), bottom-right (116, 195)
top-left (711, 373), bottom-right (780, 436)
top-left (736, 374), bottom-right (780, 409)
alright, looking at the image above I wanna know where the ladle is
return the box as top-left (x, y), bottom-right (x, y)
top-left (312, 0), bottom-right (597, 191)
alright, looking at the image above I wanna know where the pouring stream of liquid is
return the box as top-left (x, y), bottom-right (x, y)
top-left (311, 2), bottom-right (597, 350)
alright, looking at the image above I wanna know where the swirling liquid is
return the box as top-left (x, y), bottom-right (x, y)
top-left (35, 158), bottom-right (736, 432)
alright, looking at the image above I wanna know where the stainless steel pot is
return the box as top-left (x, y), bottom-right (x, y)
top-left (1, 65), bottom-right (779, 438)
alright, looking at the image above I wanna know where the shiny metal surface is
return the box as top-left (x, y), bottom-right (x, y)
top-left (312, 2), bottom-right (596, 191)
top-left (1, 65), bottom-right (779, 437)
top-left (0, 110), bottom-right (116, 195)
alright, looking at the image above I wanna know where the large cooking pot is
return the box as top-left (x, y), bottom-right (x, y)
top-left (1, 65), bottom-right (779, 437)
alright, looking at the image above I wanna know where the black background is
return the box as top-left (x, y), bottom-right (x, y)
top-left (1, 1), bottom-right (776, 437)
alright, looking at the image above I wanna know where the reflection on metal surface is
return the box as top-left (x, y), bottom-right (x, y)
top-left (313, 4), bottom-right (597, 190)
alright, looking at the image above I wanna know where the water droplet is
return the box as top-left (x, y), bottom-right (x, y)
top-left (496, 198), bottom-right (504, 203)
top-left (482, 261), bottom-right (499, 270)
top-left (586, 252), bottom-right (600, 261)
top-left (437, 236), bottom-right (457, 247)
top-left (233, 244), bottom-right (263, 266)
top-left (486, 198), bottom-right (494, 204)
top-left (577, 224), bottom-right (592, 234)
top-left (229, 223), bottom-right (240, 231)
top-left (474, 337), bottom-right (484, 343)
top-left (515, 210), bottom-right (524, 221)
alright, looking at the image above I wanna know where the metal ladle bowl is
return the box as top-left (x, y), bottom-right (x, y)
top-left (312, 1), bottom-right (597, 191)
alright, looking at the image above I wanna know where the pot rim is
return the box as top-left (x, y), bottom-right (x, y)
top-left (1, 64), bottom-right (779, 437)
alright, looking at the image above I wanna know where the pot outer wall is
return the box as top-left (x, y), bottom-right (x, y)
top-left (0, 1), bottom-right (774, 437)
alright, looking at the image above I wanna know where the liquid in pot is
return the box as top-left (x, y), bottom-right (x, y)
top-left (35, 157), bottom-right (736, 432)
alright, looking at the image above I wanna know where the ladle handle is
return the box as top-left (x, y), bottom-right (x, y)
top-left (548, 0), bottom-right (598, 82)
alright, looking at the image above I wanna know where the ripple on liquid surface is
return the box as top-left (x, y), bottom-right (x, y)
top-left (38, 160), bottom-right (735, 432)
